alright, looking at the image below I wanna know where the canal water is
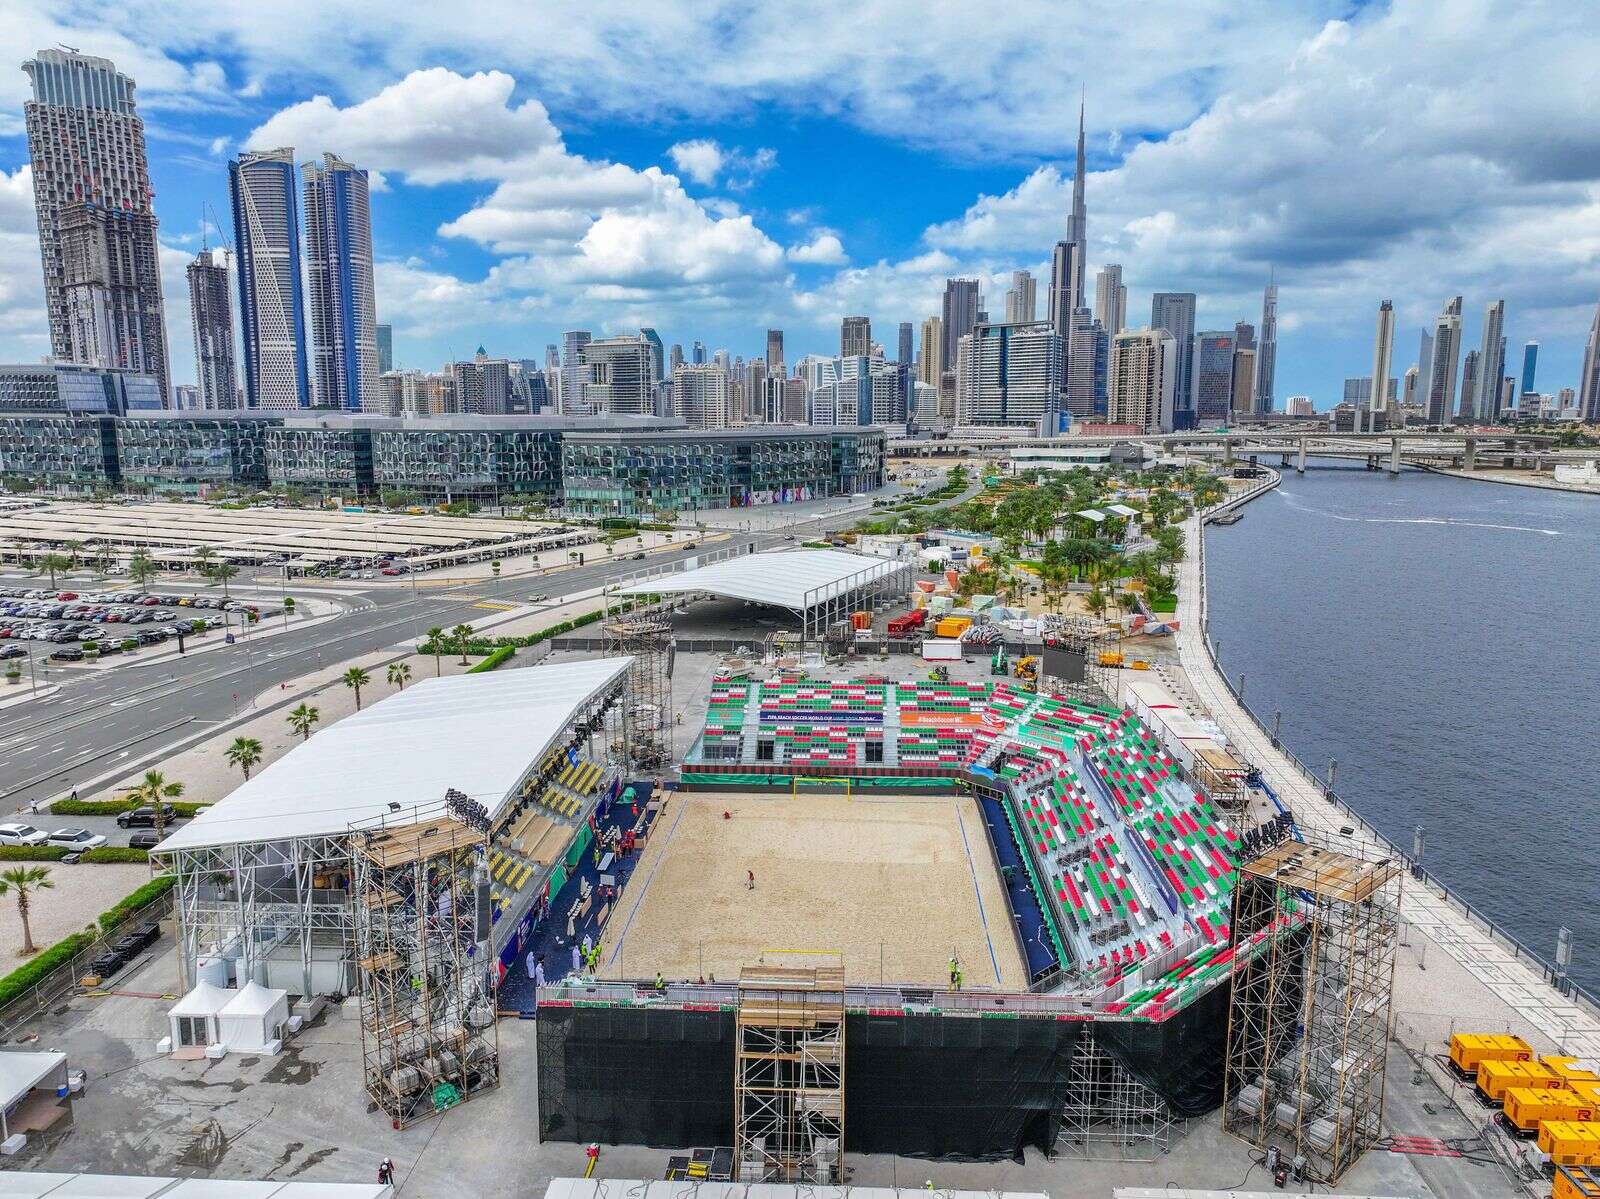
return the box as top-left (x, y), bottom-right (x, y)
top-left (1204, 463), bottom-right (1600, 994)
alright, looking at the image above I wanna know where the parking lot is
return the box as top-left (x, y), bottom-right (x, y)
top-left (0, 585), bottom-right (259, 663)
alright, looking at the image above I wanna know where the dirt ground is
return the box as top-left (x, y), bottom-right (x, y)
top-left (596, 791), bottom-right (1027, 990)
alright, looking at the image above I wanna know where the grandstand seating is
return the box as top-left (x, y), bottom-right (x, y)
top-left (683, 674), bottom-right (1242, 999)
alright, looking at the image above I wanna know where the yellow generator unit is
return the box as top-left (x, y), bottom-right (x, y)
top-left (1450, 1032), bottom-right (1532, 1076)
top-left (1478, 1058), bottom-right (1562, 1102)
top-left (1503, 1086), bottom-right (1596, 1134)
top-left (1554, 1164), bottom-right (1600, 1199)
top-left (1541, 1122), bottom-right (1600, 1168)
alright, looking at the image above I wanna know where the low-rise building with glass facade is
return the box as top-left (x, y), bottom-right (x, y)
top-left (561, 426), bottom-right (885, 516)
top-left (0, 363), bottom-right (163, 414)
top-left (117, 411), bottom-right (278, 491)
top-left (263, 417), bottom-right (380, 496)
top-left (0, 413), bottom-right (119, 486)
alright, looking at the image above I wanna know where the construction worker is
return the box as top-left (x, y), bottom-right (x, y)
top-left (948, 954), bottom-right (962, 990)
top-left (655, 971), bottom-right (666, 991)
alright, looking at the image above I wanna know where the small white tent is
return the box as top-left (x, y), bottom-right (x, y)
top-left (218, 981), bottom-right (290, 1055)
top-left (168, 981), bottom-right (231, 1053)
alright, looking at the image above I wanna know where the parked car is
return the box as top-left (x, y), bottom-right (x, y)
top-left (49, 646), bottom-right (85, 662)
top-left (117, 804), bottom-right (178, 829)
top-left (0, 822), bottom-right (49, 846)
top-left (0, 645), bottom-right (26, 660)
top-left (46, 828), bottom-right (106, 850)
top-left (126, 830), bottom-right (162, 850)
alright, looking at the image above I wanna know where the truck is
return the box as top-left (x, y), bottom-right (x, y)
top-left (887, 610), bottom-right (927, 638)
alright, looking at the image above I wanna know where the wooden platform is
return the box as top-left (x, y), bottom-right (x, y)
top-left (354, 815), bottom-right (484, 868)
top-left (1240, 840), bottom-right (1401, 905)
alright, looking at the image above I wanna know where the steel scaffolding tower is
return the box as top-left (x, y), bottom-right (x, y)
top-left (352, 812), bottom-right (500, 1128)
top-left (735, 966), bottom-right (846, 1183)
top-left (1056, 1024), bottom-right (1182, 1160)
top-left (604, 597), bottom-right (674, 770)
top-left (1222, 834), bottom-right (1401, 1185)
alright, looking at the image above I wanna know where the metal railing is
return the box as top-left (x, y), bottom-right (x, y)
top-left (0, 888), bottom-right (176, 1042)
top-left (1192, 481), bottom-right (1600, 1020)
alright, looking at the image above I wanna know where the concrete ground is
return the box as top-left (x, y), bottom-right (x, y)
top-left (597, 791), bottom-right (1027, 990)
top-left (5, 940), bottom-right (1521, 1198)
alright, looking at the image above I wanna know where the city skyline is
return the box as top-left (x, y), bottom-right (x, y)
top-left (0, 3), bottom-right (1598, 406)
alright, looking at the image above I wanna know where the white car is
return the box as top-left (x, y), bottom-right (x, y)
top-left (46, 828), bottom-right (107, 851)
top-left (0, 822), bottom-right (48, 846)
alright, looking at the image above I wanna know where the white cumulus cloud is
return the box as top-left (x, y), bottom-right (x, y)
top-left (787, 233), bottom-right (848, 266)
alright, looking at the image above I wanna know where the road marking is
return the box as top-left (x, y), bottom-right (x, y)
top-left (472, 601), bottom-right (517, 611)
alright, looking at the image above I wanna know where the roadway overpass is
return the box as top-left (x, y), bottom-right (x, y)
top-left (889, 428), bottom-right (1595, 475)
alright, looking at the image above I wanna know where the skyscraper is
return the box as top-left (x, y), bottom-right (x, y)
top-left (896, 322), bottom-right (913, 366)
top-left (1094, 265), bottom-right (1126, 335)
top-left (1066, 95), bottom-right (1088, 312)
top-left (1004, 270), bottom-right (1037, 324)
top-left (1425, 298), bottom-right (1462, 424)
top-left (1520, 341), bottom-right (1538, 395)
top-left (561, 330), bottom-right (593, 414)
top-left (1234, 321), bottom-right (1256, 351)
top-left (24, 49), bottom-right (170, 402)
top-left (187, 249), bottom-right (236, 410)
top-left (1064, 310), bottom-right (1108, 419)
top-left (1107, 328), bottom-right (1176, 433)
top-left (1459, 350), bottom-right (1480, 422)
top-left (451, 347), bottom-right (511, 415)
top-left (917, 316), bottom-right (942, 387)
top-left (839, 316), bottom-right (871, 358)
top-left (692, 340), bottom-right (706, 365)
top-left (1254, 276), bottom-right (1278, 413)
top-left (1474, 300), bottom-right (1505, 421)
top-left (1370, 300), bottom-right (1395, 411)
top-left (1579, 302), bottom-right (1600, 423)
top-left (640, 328), bottom-right (665, 383)
top-left (1402, 365), bottom-right (1420, 409)
top-left (376, 323), bottom-right (393, 375)
top-left (766, 329), bottom-right (785, 374)
top-left (1150, 293), bottom-right (1196, 425)
top-left (1046, 241), bottom-right (1081, 372)
top-left (940, 280), bottom-right (980, 373)
top-left (956, 322), bottom-right (1062, 428)
top-left (303, 153), bottom-right (380, 411)
top-left (673, 364), bottom-right (732, 429)
top-left (230, 148), bottom-right (311, 409)
top-left (583, 334), bottom-right (656, 416)
top-left (1190, 331), bottom-right (1236, 424)
top-left (1231, 347), bottom-right (1257, 416)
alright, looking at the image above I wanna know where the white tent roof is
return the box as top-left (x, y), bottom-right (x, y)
top-left (156, 656), bottom-right (631, 853)
top-left (0, 1051), bottom-right (65, 1107)
top-left (615, 549), bottom-right (901, 612)
top-left (1075, 508), bottom-right (1107, 522)
top-left (169, 981), bottom-right (231, 1017)
top-left (1106, 503), bottom-right (1140, 517)
top-left (220, 981), bottom-right (286, 1017)
top-left (0, 1179), bottom-right (390, 1199)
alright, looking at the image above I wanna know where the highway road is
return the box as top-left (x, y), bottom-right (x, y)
top-left (0, 484), bottom-right (940, 812)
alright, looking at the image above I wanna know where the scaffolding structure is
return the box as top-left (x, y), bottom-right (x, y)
top-left (1056, 1024), bottom-right (1183, 1160)
top-left (1222, 834), bottom-right (1401, 1185)
top-left (735, 966), bottom-right (846, 1184)
top-left (351, 812), bottom-right (500, 1129)
top-left (605, 597), bottom-right (675, 770)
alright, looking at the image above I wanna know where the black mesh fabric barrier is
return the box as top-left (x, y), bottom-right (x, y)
top-left (844, 1012), bottom-right (1082, 1161)
top-left (1096, 979), bottom-right (1232, 1117)
top-left (537, 1004), bottom-right (735, 1147)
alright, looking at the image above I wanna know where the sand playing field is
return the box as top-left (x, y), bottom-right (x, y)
top-left (597, 791), bottom-right (1028, 989)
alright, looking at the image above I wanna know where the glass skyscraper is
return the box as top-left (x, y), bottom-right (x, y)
top-left (230, 148), bottom-right (311, 409)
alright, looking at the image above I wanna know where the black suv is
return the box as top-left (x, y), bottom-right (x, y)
top-left (117, 804), bottom-right (178, 828)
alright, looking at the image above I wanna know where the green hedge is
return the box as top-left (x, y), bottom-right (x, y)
top-left (421, 601), bottom-right (641, 656)
top-left (98, 875), bottom-right (174, 934)
top-left (81, 846), bottom-right (150, 864)
top-left (0, 845), bottom-right (68, 862)
top-left (0, 931), bottom-right (94, 1007)
top-left (466, 645), bottom-right (515, 673)
top-left (52, 798), bottom-right (208, 817)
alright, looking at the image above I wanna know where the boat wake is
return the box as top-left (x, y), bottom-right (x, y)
top-left (1278, 494), bottom-right (1564, 536)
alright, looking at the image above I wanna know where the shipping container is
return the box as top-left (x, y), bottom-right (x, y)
top-left (922, 638), bottom-right (964, 662)
top-left (1504, 1086), bottom-right (1596, 1133)
top-left (1450, 1032), bottom-right (1533, 1075)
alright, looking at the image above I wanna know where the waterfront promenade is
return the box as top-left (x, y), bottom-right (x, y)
top-left (1175, 495), bottom-right (1600, 1065)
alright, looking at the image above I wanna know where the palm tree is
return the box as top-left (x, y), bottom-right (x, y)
top-left (131, 769), bottom-right (184, 844)
top-left (451, 623), bottom-right (475, 665)
top-left (34, 552), bottom-right (72, 589)
top-left (1085, 586), bottom-right (1108, 620)
top-left (426, 627), bottom-right (445, 677)
top-left (193, 545), bottom-right (216, 573)
top-left (127, 550), bottom-right (158, 591)
top-left (205, 562), bottom-right (239, 598)
top-left (226, 736), bottom-right (263, 780)
top-left (342, 666), bottom-right (371, 710)
top-left (287, 703), bottom-right (320, 741)
top-left (387, 662), bottom-right (412, 691)
top-left (0, 867), bottom-right (54, 956)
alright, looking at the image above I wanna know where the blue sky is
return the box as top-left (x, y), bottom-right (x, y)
top-left (2, 0), bottom-right (1598, 405)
